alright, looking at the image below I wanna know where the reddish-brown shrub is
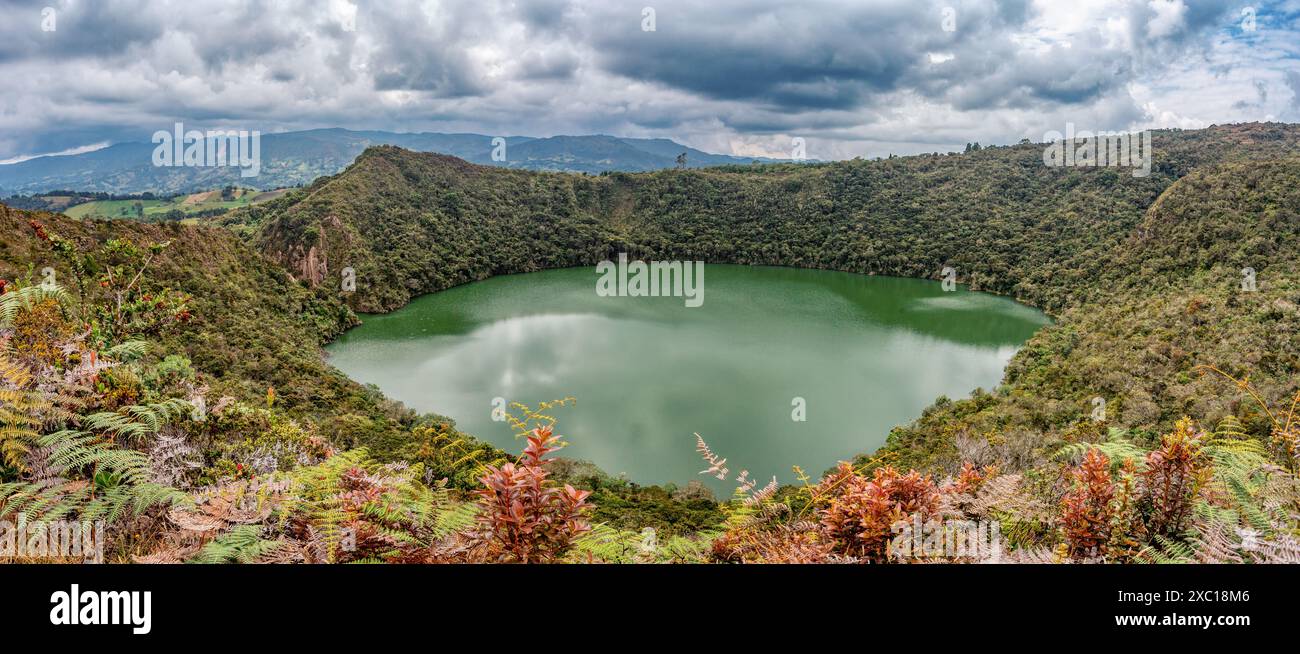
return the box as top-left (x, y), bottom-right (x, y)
top-left (951, 461), bottom-right (999, 495)
top-left (1060, 449), bottom-right (1116, 558)
top-left (472, 425), bottom-right (592, 562)
top-left (818, 463), bottom-right (939, 561)
top-left (1140, 418), bottom-right (1209, 539)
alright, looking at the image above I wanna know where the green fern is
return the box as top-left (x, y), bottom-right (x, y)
top-left (432, 500), bottom-right (478, 539)
top-left (1212, 415), bottom-right (1251, 441)
top-left (192, 525), bottom-right (284, 564)
top-left (0, 398), bottom-right (192, 523)
top-left (103, 340), bottom-right (148, 362)
top-left (0, 284), bottom-right (69, 328)
top-left (570, 522), bottom-right (714, 563)
top-left (1183, 416), bottom-right (1293, 561)
top-left (1053, 427), bottom-right (1148, 467)
top-left (0, 346), bottom-right (44, 472)
top-left (81, 398), bottom-right (191, 444)
top-left (1140, 535), bottom-right (1196, 563)
top-left (570, 523), bottom-right (645, 563)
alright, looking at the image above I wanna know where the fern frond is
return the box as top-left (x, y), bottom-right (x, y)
top-left (432, 501), bottom-right (478, 539)
top-left (0, 284), bottom-right (69, 328)
top-left (1054, 430), bottom-right (1148, 467)
top-left (103, 340), bottom-right (148, 362)
top-left (1138, 535), bottom-right (1195, 564)
top-left (192, 525), bottom-right (284, 564)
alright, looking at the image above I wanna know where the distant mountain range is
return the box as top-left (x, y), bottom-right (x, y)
top-left (0, 128), bottom-right (790, 196)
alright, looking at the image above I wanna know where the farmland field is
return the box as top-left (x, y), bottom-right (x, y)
top-left (62, 187), bottom-right (288, 219)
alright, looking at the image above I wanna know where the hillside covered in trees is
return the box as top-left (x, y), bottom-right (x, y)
top-left (3, 122), bottom-right (1299, 563)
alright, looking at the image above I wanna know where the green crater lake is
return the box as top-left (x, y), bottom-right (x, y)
top-left (325, 265), bottom-right (1050, 492)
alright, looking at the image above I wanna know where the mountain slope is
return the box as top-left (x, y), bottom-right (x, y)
top-left (880, 158), bottom-right (1300, 471)
top-left (0, 203), bottom-right (430, 459)
top-left (0, 128), bottom-right (785, 195)
top-left (256, 123), bottom-right (1300, 312)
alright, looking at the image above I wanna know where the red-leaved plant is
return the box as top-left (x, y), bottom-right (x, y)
top-left (951, 461), bottom-right (998, 495)
top-left (1139, 418), bottom-right (1210, 539)
top-left (1060, 448), bottom-right (1116, 559)
top-left (818, 463), bottom-right (940, 562)
top-left (472, 425), bottom-right (592, 562)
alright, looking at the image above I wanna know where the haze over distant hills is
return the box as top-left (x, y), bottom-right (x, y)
top-left (0, 128), bottom-right (790, 196)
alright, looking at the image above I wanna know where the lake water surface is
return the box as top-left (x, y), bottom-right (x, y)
top-left (325, 265), bottom-right (1049, 492)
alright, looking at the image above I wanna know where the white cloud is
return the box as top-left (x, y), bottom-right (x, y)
top-left (1146, 0), bottom-right (1188, 39)
top-left (0, 141), bottom-right (110, 165)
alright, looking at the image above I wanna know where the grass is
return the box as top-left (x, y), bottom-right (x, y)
top-left (63, 188), bottom-right (288, 220)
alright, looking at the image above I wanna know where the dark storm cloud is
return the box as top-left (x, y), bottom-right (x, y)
top-left (586, 1), bottom-right (967, 111)
top-left (584, 0), bottom-right (1237, 117)
top-left (920, 37), bottom-right (1133, 110)
top-left (0, 0), bottom-right (163, 62)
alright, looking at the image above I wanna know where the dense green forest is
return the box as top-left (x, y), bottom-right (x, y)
top-left (3, 122), bottom-right (1299, 563)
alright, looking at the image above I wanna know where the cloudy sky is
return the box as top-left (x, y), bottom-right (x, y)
top-left (0, 0), bottom-right (1297, 162)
